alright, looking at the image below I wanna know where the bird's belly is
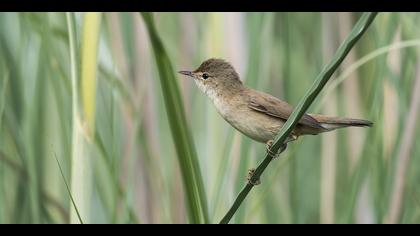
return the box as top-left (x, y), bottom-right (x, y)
top-left (215, 101), bottom-right (283, 143)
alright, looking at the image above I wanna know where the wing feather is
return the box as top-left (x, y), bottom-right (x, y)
top-left (247, 90), bottom-right (325, 130)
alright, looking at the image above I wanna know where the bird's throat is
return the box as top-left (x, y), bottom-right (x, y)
top-left (195, 80), bottom-right (244, 125)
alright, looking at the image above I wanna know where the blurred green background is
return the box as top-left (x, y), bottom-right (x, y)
top-left (0, 12), bottom-right (420, 224)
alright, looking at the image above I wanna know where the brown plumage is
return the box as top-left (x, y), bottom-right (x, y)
top-left (179, 58), bottom-right (373, 143)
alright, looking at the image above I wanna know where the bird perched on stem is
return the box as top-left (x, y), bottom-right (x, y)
top-left (179, 58), bottom-right (373, 160)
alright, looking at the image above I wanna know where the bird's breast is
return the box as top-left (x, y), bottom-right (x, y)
top-left (210, 94), bottom-right (282, 143)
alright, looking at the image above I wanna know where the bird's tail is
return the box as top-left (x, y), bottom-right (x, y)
top-left (309, 114), bottom-right (373, 131)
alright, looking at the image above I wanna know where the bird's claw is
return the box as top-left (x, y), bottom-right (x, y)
top-left (265, 140), bottom-right (287, 159)
top-left (247, 168), bottom-right (261, 186)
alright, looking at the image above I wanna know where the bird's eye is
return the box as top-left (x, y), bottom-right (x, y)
top-left (202, 73), bottom-right (209, 80)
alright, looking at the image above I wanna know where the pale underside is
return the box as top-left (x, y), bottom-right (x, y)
top-left (196, 80), bottom-right (328, 143)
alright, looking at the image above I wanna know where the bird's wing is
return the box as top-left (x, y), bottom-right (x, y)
top-left (247, 90), bottom-right (325, 130)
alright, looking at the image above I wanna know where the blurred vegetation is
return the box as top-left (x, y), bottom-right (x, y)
top-left (0, 12), bottom-right (420, 224)
top-left (220, 12), bottom-right (377, 224)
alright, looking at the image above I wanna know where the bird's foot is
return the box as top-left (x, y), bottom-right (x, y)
top-left (265, 140), bottom-right (287, 159)
top-left (285, 134), bottom-right (298, 144)
top-left (247, 168), bottom-right (261, 186)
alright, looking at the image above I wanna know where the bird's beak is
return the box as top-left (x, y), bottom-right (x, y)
top-left (178, 70), bottom-right (194, 78)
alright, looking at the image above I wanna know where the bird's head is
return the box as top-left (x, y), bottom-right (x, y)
top-left (178, 58), bottom-right (243, 96)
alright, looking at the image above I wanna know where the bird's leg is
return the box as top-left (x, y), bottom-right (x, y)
top-left (247, 168), bottom-right (261, 186)
top-left (285, 134), bottom-right (298, 144)
top-left (265, 140), bottom-right (287, 159)
top-left (265, 134), bottom-right (299, 158)
top-left (252, 135), bottom-right (299, 185)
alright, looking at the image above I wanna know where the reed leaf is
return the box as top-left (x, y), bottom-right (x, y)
top-left (140, 12), bottom-right (209, 224)
top-left (67, 12), bottom-right (102, 224)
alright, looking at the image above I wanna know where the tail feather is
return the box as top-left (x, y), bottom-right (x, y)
top-left (309, 114), bottom-right (373, 131)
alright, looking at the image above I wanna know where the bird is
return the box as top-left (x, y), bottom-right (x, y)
top-left (179, 58), bottom-right (373, 160)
